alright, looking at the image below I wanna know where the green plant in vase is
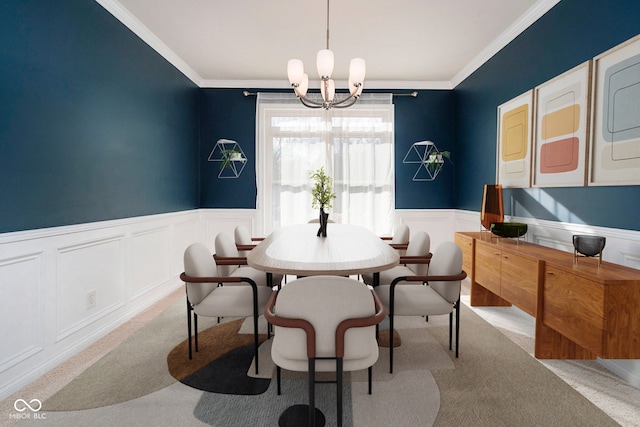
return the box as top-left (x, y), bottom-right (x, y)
top-left (425, 149), bottom-right (450, 179)
top-left (310, 166), bottom-right (336, 237)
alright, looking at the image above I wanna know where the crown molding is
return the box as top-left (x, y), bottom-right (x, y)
top-left (96, 0), bottom-right (204, 87)
top-left (450, 0), bottom-right (561, 87)
top-left (97, 0), bottom-right (559, 91)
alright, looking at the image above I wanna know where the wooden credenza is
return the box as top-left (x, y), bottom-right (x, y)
top-left (455, 232), bottom-right (640, 359)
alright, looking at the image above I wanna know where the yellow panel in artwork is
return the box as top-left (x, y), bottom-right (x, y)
top-left (502, 105), bottom-right (529, 161)
top-left (541, 105), bottom-right (580, 140)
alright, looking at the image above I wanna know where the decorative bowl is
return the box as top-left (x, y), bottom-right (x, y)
top-left (573, 235), bottom-right (606, 257)
top-left (490, 222), bottom-right (528, 238)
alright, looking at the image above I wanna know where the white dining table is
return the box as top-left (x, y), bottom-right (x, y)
top-left (247, 223), bottom-right (400, 282)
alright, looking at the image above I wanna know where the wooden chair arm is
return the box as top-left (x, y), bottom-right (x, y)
top-left (180, 272), bottom-right (243, 284)
top-left (389, 243), bottom-right (409, 250)
top-left (264, 291), bottom-right (316, 358)
top-left (390, 271), bottom-right (468, 288)
top-left (213, 255), bottom-right (248, 265)
top-left (236, 244), bottom-right (257, 251)
top-left (399, 253), bottom-right (432, 264)
top-left (335, 291), bottom-right (385, 357)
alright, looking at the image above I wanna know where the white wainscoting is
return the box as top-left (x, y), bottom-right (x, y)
top-left (1, 208), bottom-right (637, 400)
top-left (0, 210), bottom-right (203, 401)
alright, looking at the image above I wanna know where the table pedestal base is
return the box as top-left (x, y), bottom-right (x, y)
top-left (279, 404), bottom-right (325, 427)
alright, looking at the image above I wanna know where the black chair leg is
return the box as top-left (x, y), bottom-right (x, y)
top-left (368, 366), bottom-right (373, 395)
top-left (194, 313), bottom-right (199, 353)
top-left (337, 358), bottom-right (343, 427)
top-left (253, 313), bottom-right (259, 375)
top-left (308, 358), bottom-right (316, 427)
top-left (389, 312), bottom-right (395, 374)
top-left (187, 301), bottom-right (193, 360)
top-left (455, 299), bottom-right (460, 358)
top-left (277, 366), bottom-right (282, 395)
top-left (449, 311), bottom-right (453, 351)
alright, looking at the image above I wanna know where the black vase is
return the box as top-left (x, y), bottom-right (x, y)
top-left (317, 208), bottom-right (329, 237)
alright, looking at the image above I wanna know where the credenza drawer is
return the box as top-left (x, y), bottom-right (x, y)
top-left (543, 266), bottom-right (605, 354)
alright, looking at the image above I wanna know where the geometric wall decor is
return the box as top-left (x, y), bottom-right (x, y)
top-left (207, 139), bottom-right (247, 179)
top-left (497, 90), bottom-right (534, 188)
top-left (402, 140), bottom-right (448, 181)
top-left (533, 61), bottom-right (591, 187)
top-left (589, 34), bottom-right (640, 186)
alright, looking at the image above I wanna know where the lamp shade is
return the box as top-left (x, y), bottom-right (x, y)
top-left (287, 59), bottom-right (304, 84)
top-left (316, 49), bottom-right (334, 78)
top-left (349, 58), bottom-right (366, 84)
top-left (321, 78), bottom-right (335, 102)
top-left (349, 77), bottom-right (364, 96)
top-left (297, 73), bottom-right (309, 97)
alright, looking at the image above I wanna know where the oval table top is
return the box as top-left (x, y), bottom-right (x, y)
top-left (247, 223), bottom-right (400, 276)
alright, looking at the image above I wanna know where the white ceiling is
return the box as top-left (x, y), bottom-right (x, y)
top-left (98, 0), bottom-right (560, 89)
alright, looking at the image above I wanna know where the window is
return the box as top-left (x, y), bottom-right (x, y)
top-left (257, 93), bottom-right (394, 235)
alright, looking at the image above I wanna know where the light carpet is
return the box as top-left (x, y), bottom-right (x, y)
top-left (8, 293), bottom-right (620, 427)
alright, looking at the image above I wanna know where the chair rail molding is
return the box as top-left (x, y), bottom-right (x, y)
top-left (0, 210), bottom-right (202, 401)
top-left (1, 207), bottom-right (638, 400)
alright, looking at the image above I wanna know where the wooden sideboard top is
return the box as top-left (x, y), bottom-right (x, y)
top-left (457, 231), bottom-right (640, 285)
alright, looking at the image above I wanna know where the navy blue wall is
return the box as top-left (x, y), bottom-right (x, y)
top-left (199, 89), bottom-right (455, 209)
top-left (454, 0), bottom-right (640, 231)
top-left (0, 1), bottom-right (199, 233)
top-left (200, 89), bottom-right (257, 208)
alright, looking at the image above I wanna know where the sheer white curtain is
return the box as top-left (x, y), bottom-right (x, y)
top-left (256, 93), bottom-right (394, 235)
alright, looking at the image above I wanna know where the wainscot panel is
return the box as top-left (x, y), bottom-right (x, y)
top-left (0, 210), bottom-right (201, 401)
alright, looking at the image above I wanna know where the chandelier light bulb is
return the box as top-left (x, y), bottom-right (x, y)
top-left (316, 49), bottom-right (334, 78)
top-left (349, 58), bottom-right (366, 85)
top-left (349, 77), bottom-right (364, 96)
top-left (298, 73), bottom-right (309, 97)
top-left (321, 78), bottom-right (336, 102)
top-left (287, 59), bottom-right (304, 85)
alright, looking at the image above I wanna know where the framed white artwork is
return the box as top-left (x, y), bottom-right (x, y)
top-left (497, 90), bottom-right (534, 188)
top-left (589, 34), bottom-right (640, 186)
top-left (533, 61), bottom-right (591, 187)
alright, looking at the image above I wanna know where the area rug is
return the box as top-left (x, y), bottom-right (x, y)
top-left (167, 318), bottom-right (269, 394)
top-left (29, 295), bottom-right (618, 427)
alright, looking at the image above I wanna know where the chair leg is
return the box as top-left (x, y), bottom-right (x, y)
top-left (449, 311), bottom-right (453, 351)
top-left (337, 358), bottom-right (343, 427)
top-left (253, 312), bottom-right (259, 375)
top-left (389, 311), bottom-right (395, 374)
top-left (187, 300), bottom-right (193, 360)
top-left (308, 358), bottom-right (316, 427)
top-left (277, 366), bottom-right (282, 395)
top-left (455, 298), bottom-right (460, 358)
top-left (194, 313), bottom-right (199, 353)
top-left (368, 366), bottom-right (373, 395)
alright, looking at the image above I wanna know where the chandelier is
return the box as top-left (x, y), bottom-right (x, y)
top-left (286, 0), bottom-right (366, 109)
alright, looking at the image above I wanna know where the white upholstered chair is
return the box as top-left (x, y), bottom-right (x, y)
top-left (181, 243), bottom-right (273, 374)
top-left (374, 241), bottom-right (467, 373)
top-left (264, 276), bottom-right (384, 427)
top-left (382, 223), bottom-right (410, 253)
top-left (234, 225), bottom-right (263, 256)
top-left (363, 230), bottom-right (431, 286)
top-left (215, 232), bottom-right (283, 288)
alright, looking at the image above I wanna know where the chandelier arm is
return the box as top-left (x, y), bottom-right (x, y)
top-left (329, 93), bottom-right (359, 108)
top-left (298, 96), bottom-right (324, 109)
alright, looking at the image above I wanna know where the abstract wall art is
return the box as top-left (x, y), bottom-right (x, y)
top-left (590, 34), bottom-right (640, 186)
top-left (533, 61), bottom-right (591, 187)
top-left (497, 90), bottom-right (534, 187)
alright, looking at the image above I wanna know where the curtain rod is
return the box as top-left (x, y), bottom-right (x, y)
top-left (242, 90), bottom-right (417, 98)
